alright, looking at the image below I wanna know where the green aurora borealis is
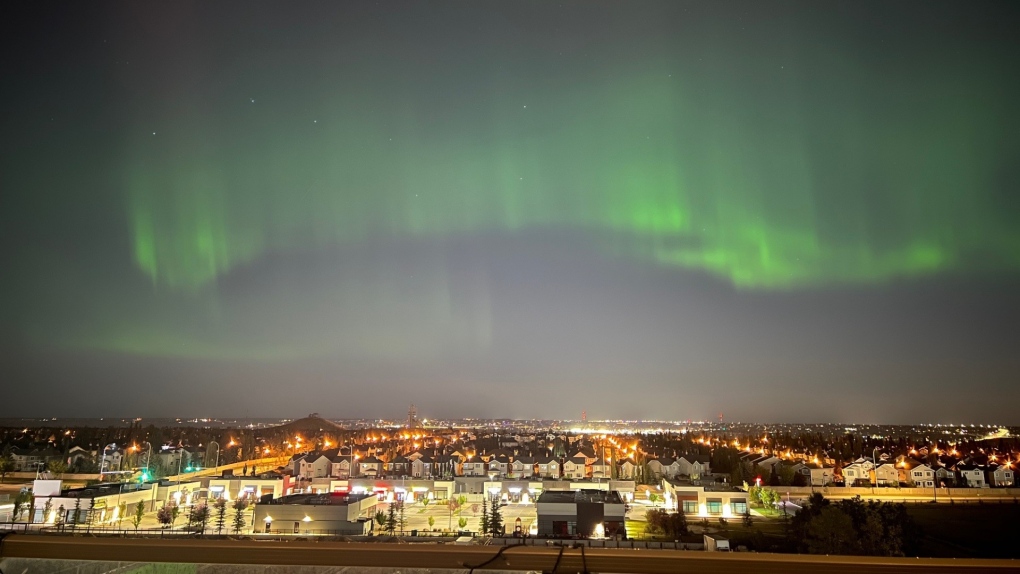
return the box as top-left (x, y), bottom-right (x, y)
top-left (124, 64), bottom-right (1016, 291)
top-left (2, 1), bottom-right (1019, 420)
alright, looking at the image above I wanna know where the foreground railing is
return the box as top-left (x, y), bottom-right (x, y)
top-left (0, 533), bottom-right (1017, 573)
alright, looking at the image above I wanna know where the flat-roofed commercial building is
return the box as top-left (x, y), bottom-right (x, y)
top-left (536, 489), bottom-right (626, 539)
top-left (660, 480), bottom-right (748, 518)
top-left (253, 492), bottom-right (377, 535)
top-left (30, 479), bottom-right (203, 525)
top-left (207, 473), bottom-right (290, 502)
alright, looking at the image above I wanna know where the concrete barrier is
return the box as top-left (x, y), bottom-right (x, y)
top-left (764, 486), bottom-right (1020, 499)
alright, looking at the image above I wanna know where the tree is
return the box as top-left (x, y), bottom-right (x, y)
top-left (804, 507), bottom-right (858, 555)
top-left (170, 502), bottom-right (181, 528)
top-left (132, 501), bottom-right (145, 531)
top-left (458, 516), bottom-right (469, 530)
top-left (749, 485), bottom-right (780, 513)
top-left (479, 500), bottom-right (490, 534)
top-left (446, 496), bottom-right (460, 530)
top-left (189, 503), bottom-right (209, 534)
top-left (644, 509), bottom-right (688, 539)
top-left (790, 494), bottom-right (920, 557)
top-left (214, 499), bottom-right (227, 534)
top-left (648, 492), bottom-right (660, 506)
top-left (117, 501), bottom-right (127, 529)
top-left (419, 497), bottom-right (430, 513)
top-left (489, 498), bottom-right (503, 537)
top-left (396, 499), bottom-right (407, 534)
top-left (385, 502), bottom-right (397, 534)
top-left (156, 505), bottom-right (174, 529)
top-left (777, 464), bottom-right (797, 487)
top-left (231, 498), bottom-right (248, 534)
top-left (375, 510), bottom-right (387, 532)
top-left (86, 499), bottom-right (96, 532)
top-left (71, 497), bottom-right (82, 527)
top-left (47, 459), bottom-right (68, 477)
top-left (427, 515), bottom-right (435, 531)
top-left (13, 491), bottom-right (33, 522)
top-left (0, 452), bottom-right (15, 484)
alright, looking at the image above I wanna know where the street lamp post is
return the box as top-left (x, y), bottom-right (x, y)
top-left (208, 441), bottom-right (220, 472)
top-left (141, 441), bottom-right (153, 480)
top-left (872, 446), bottom-right (879, 488)
top-left (100, 443), bottom-right (117, 479)
top-left (175, 449), bottom-right (184, 509)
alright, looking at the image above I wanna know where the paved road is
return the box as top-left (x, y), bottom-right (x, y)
top-left (2, 534), bottom-right (1016, 573)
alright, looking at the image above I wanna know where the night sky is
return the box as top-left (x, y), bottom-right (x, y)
top-left (2, 1), bottom-right (1018, 423)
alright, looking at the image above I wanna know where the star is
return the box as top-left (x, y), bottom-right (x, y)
top-left (313, 120), bottom-right (317, 123)
top-left (151, 132), bottom-right (156, 135)
top-left (250, 98), bottom-right (255, 103)
top-left (523, 105), bottom-right (527, 108)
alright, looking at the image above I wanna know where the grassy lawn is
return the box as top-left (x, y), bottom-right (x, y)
top-left (907, 502), bottom-right (1020, 558)
top-left (627, 512), bottom-right (789, 549)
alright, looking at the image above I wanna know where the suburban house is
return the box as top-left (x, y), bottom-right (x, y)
top-left (509, 456), bottom-right (534, 478)
top-left (773, 461), bottom-right (810, 485)
top-left (357, 456), bottom-right (382, 477)
top-left (535, 456), bottom-right (561, 478)
top-left (297, 454), bottom-right (332, 479)
top-left (411, 455), bottom-right (432, 478)
top-left (462, 459), bottom-right (487, 477)
top-left (67, 446), bottom-right (93, 468)
top-left (646, 457), bottom-right (680, 480)
top-left (570, 448), bottom-right (597, 466)
top-left (875, 463), bottom-right (899, 486)
top-left (934, 465), bottom-right (956, 486)
top-left (987, 464), bottom-right (1015, 487)
top-left (563, 456), bottom-right (588, 479)
top-left (11, 447), bottom-right (62, 472)
top-left (330, 457), bottom-right (354, 479)
top-left (908, 463), bottom-right (936, 488)
top-left (617, 459), bottom-right (637, 480)
top-left (841, 459), bottom-right (875, 486)
top-left (957, 464), bottom-right (987, 488)
top-left (676, 456), bottom-right (711, 479)
top-left (590, 458), bottom-right (612, 479)
top-left (384, 456), bottom-right (410, 477)
top-left (487, 456), bottom-right (510, 477)
top-left (749, 455), bottom-right (782, 475)
top-left (807, 464), bottom-right (836, 486)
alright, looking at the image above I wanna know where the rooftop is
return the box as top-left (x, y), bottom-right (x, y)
top-left (261, 492), bottom-right (374, 506)
top-left (537, 489), bottom-right (623, 504)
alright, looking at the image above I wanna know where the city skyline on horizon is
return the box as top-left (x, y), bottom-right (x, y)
top-left (2, 412), bottom-right (1016, 429)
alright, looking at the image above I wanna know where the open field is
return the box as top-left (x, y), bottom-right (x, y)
top-left (907, 503), bottom-right (1020, 559)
